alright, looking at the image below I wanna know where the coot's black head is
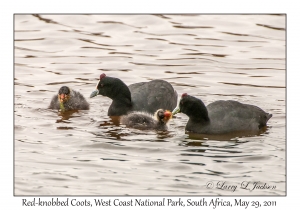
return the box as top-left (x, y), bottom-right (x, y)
top-left (155, 109), bottom-right (172, 124)
top-left (90, 73), bottom-right (131, 101)
top-left (58, 86), bottom-right (71, 103)
top-left (172, 93), bottom-right (209, 122)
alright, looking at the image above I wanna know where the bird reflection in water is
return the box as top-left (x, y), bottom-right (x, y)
top-left (186, 126), bottom-right (269, 141)
top-left (56, 110), bottom-right (79, 123)
top-left (97, 116), bottom-right (175, 140)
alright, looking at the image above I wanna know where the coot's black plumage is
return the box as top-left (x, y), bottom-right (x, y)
top-left (49, 86), bottom-right (89, 111)
top-left (172, 93), bottom-right (272, 134)
top-left (90, 74), bottom-right (177, 116)
top-left (120, 109), bottom-right (172, 130)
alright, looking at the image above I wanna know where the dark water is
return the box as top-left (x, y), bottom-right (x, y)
top-left (14, 14), bottom-right (285, 195)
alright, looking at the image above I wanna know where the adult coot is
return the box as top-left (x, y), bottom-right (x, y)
top-left (120, 109), bottom-right (172, 130)
top-left (172, 93), bottom-right (272, 134)
top-left (49, 86), bottom-right (89, 112)
top-left (90, 74), bottom-right (177, 116)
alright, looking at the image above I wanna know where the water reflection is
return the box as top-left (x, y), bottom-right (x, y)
top-left (56, 110), bottom-right (79, 123)
top-left (184, 127), bottom-right (269, 141)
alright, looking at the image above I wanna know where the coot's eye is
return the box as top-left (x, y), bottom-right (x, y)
top-left (100, 83), bottom-right (104, 88)
top-left (180, 101), bottom-right (184, 105)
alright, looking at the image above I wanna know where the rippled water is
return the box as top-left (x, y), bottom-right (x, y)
top-left (14, 14), bottom-right (285, 195)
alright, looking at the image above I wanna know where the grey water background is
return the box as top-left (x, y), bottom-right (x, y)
top-left (14, 14), bottom-right (285, 195)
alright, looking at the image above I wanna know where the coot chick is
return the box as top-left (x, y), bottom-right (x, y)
top-left (49, 86), bottom-right (89, 112)
top-left (90, 74), bottom-right (177, 116)
top-left (120, 109), bottom-right (172, 130)
top-left (172, 93), bottom-right (272, 134)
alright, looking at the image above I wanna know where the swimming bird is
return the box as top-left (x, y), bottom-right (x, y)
top-left (90, 73), bottom-right (177, 116)
top-left (120, 109), bottom-right (172, 130)
top-left (49, 86), bottom-right (89, 112)
top-left (172, 93), bottom-right (272, 134)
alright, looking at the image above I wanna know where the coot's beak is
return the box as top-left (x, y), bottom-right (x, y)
top-left (164, 110), bottom-right (172, 121)
top-left (59, 94), bottom-right (66, 103)
top-left (172, 106), bottom-right (181, 115)
top-left (90, 90), bottom-right (99, 98)
top-left (58, 94), bottom-right (66, 112)
top-left (58, 93), bottom-right (70, 103)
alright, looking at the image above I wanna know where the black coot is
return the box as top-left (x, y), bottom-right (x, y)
top-left (49, 86), bottom-right (89, 111)
top-left (172, 93), bottom-right (272, 134)
top-left (120, 109), bottom-right (172, 130)
top-left (90, 74), bottom-right (177, 116)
